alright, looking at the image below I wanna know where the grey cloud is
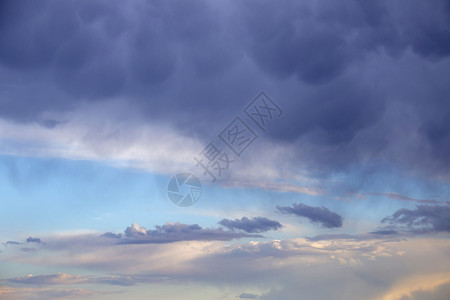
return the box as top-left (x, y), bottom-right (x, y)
top-left (305, 233), bottom-right (403, 242)
top-left (26, 237), bottom-right (44, 244)
top-left (10, 222), bottom-right (263, 254)
top-left (239, 293), bottom-right (259, 299)
top-left (218, 217), bottom-right (282, 233)
top-left (100, 232), bottom-right (122, 239)
top-left (369, 230), bottom-right (398, 235)
top-left (277, 203), bottom-right (343, 228)
top-left (6, 241), bottom-right (22, 245)
top-left (381, 204), bottom-right (450, 233)
top-left (111, 223), bottom-right (262, 244)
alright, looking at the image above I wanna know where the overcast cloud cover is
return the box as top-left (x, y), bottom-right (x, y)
top-left (0, 0), bottom-right (449, 299)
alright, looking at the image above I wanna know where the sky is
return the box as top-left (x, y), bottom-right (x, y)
top-left (0, 0), bottom-right (450, 299)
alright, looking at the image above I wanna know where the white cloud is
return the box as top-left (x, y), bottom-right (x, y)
top-left (0, 100), bottom-right (322, 196)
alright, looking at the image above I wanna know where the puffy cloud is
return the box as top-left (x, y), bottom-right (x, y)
top-left (277, 203), bottom-right (343, 228)
top-left (218, 217), bottom-right (282, 233)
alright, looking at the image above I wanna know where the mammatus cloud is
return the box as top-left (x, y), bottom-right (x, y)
top-left (381, 204), bottom-right (450, 233)
top-left (0, 0), bottom-right (449, 183)
top-left (276, 203), bottom-right (343, 228)
top-left (102, 222), bottom-right (263, 244)
top-left (218, 217), bottom-right (282, 233)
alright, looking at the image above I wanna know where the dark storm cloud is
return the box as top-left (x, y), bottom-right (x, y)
top-left (102, 223), bottom-right (263, 244)
top-left (238, 0), bottom-right (355, 85)
top-left (271, 78), bottom-right (386, 145)
top-left (399, 0), bottom-right (450, 60)
top-left (2, 0), bottom-right (448, 107)
top-left (239, 0), bottom-right (450, 82)
top-left (381, 204), bottom-right (450, 233)
top-left (0, 0), bottom-right (449, 181)
top-left (218, 217), bottom-right (283, 233)
top-left (0, 0), bottom-right (243, 121)
top-left (240, 0), bottom-right (450, 179)
top-left (277, 203), bottom-right (343, 228)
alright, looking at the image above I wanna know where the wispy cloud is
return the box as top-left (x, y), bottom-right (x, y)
top-left (370, 192), bottom-right (442, 204)
top-left (6, 272), bottom-right (169, 287)
top-left (0, 286), bottom-right (120, 300)
top-left (218, 217), bottom-right (282, 233)
top-left (276, 203), bottom-right (343, 228)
